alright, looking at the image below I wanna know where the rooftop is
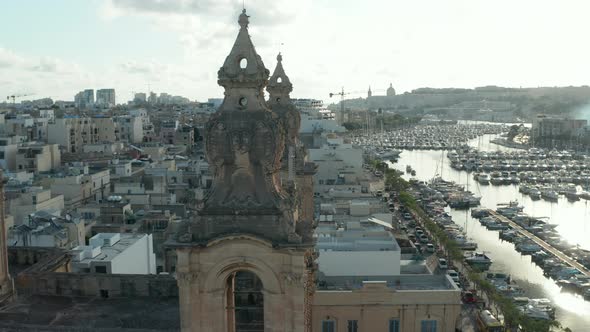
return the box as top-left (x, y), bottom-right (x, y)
top-left (317, 274), bottom-right (458, 291)
top-left (0, 295), bottom-right (179, 331)
top-left (71, 233), bottom-right (145, 264)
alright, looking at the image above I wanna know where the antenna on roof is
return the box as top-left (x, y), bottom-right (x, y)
top-left (243, 0), bottom-right (245, 10)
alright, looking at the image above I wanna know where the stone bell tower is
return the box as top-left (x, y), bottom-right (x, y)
top-left (171, 10), bottom-right (315, 332)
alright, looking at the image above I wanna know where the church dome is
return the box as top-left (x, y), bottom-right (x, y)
top-left (387, 83), bottom-right (396, 97)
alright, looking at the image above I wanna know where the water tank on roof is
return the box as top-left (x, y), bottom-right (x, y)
top-left (107, 195), bottom-right (122, 202)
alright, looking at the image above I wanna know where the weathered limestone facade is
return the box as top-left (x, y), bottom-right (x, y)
top-left (0, 170), bottom-right (15, 302)
top-left (176, 236), bottom-right (311, 332)
top-left (171, 10), bottom-right (315, 332)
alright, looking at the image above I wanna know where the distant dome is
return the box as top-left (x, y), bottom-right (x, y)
top-left (387, 83), bottom-right (396, 97)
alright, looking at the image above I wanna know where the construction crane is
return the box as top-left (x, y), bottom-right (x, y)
top-left (6, 93), bottom-right (33, 104)
top-left (329, 88), bottom-right (368, 124)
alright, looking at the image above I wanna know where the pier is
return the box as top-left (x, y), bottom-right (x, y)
top-left (488, 210), bottom-right (590, 278)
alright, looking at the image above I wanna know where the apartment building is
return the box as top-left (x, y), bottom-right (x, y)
top-left (47, 116), bottom-right (117, 153)
top-left (15, 143), bottom-right (61, 173)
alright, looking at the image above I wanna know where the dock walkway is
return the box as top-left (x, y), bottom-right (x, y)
top-left (488, 210), bottom-right (590, 277)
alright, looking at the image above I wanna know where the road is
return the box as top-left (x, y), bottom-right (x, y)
top-left (488, 210), bottom-right (590, 278)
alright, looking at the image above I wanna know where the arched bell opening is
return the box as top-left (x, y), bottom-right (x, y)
top-left (226, 270), bottom-right (264, 332)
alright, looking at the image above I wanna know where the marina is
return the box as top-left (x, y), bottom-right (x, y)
top-left (377, 124), bottom-right (590, 331)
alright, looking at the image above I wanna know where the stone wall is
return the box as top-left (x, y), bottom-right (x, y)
top-left (17, 272), bottom-right (178, 298)
top-left (8, 246), bottom-right (178, 299)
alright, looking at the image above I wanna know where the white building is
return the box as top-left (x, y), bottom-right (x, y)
top-left (315, 219), bottom-right (401, 276)
top-left (115, 116), bottom-right (143, 143)
top-left (308, 136), bottom-right (364, 192)
top-left (71, 233), bottom-right (157, 274)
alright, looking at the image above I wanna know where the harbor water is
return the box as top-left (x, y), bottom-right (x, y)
top-left (390, 133), bottom-right (590, 332)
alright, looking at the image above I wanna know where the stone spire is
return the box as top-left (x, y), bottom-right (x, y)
top-left (267, 53), bottom-right (293, 104)
top-left (217, 8), bottom-right (270, 113)
top-left (267, 53), bottom-right (300, 158)
top-left (368, 85), bottom-right (372, 98)
top-left (203, 9), bottom-right (284, 215)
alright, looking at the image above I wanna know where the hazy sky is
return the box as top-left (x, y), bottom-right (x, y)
top-left (1, 0), bottom-right (590, 103)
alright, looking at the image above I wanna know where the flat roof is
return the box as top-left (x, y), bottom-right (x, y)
top-left (317, 274), bottom-right (458, 291)
top-left (74, 233), bottom-right (144, 263)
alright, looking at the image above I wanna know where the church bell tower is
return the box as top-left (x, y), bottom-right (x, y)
top-left (0, 170), bottom-right (14, 303)
top-left (171, 10), bottom-right (315, 332)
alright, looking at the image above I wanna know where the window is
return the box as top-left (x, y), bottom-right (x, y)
top-left (322, 320), bottom-right (335, 332)
top-left (227, 271), bottom-right (264, 332)
top-left (389, 319), bottom-right (400, 332)
top-left (95, 266), bottom-right (107, 274)
top-left (347, 320), bottom-right (358, 332)
top-left (420, 320), bottom-right (437, 332)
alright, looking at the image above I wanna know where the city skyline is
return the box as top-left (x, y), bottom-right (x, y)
top-left (1, 0), bottom-right (590, 102)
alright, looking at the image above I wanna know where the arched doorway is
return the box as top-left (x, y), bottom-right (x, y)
top-left (226, 270), bottom-right (264, 332)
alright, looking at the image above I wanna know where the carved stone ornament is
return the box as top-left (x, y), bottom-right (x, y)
top-left (202, 9), bottom-right (286, 213)
top-left (176, 272), bottom-right (199, 286)
top-left (282, 272), bottom-right (303, 285)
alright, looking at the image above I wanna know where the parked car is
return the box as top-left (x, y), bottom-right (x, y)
top-left (403, 213), bottom-right (412, 219)
top-left (438, 258), bottom-right (448, 270)
top-left (426, 243), bottom-right (435, 253)
top-left (419, 235), bottom-right (429, 244)
top-left (461, 290), bottom-right (479, 304)
top-left (447, 270), bottom-right (460, 283)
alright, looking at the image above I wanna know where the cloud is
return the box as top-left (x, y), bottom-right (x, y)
top-left (0, 48), bottom-right (26, 68)
top-left (119, 61), bottom-right (166, 75)
top-left (105, 0), bottom-right (305, 26)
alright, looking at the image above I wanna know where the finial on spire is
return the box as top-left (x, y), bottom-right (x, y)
top-left (277, 52), bottom-right (282, 62)
top-left (239, 9), bottom-right (249, 29)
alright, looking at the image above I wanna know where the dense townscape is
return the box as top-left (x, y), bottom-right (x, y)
top-left (2, 5), bottom-right (590, 332)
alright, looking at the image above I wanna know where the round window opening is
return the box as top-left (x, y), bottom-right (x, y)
top-left (276, 97), bottom-right (281, 103)
top-left (277, 77), bottom-right (282, 83)
top-left (239, 97), bottom-right (248, 107)
top-left (239, 58), bottom-right (248, 69)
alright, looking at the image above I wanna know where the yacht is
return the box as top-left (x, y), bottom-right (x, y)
top-left (519, 184), bottom-right (531, 194)
top-left (476, 174), bottom-right (490, 185)
top-left (516, 241), bottom-right (542, 254)
top-left (541, 189), bottom-right (559, 202)
top-left (490, 177), bottom-right (504, 185)
top-left (528, 188), bottom-right (541, 200)
top-left (564, 191), bottom-right (580, 201)
top-left (465, 252), bottom-right (493, 270)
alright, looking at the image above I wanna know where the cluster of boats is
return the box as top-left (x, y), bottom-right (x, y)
top-left (518, 183), bottom-right (590, 202)
top-left (448, 147), bottom-right (590, 202)
top-left (418, 177), bottom-right (481, 210)
top-left (449, 148), bottom-right (590, 174)
top-left (407, 180), bottom-right (479, 251)
top-left (472, 203), bottom-right (590, 301)
top-left (407, 181), bottom-right (558, 321)
top-left (485, 273), bottom-right (556, 321)
top-left (352, 123), bottom-right (507, 152)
